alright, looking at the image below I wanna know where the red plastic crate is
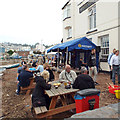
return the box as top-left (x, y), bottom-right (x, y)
top-left (108, 85), bottom-right (120, 94)
top-left (75, 95), bottom-right (99, 113)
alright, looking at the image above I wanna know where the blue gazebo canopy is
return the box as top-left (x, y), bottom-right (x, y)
top-left (47, 37), bottom-right (96, 53)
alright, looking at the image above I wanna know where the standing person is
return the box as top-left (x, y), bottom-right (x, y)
top-left (43, 55), bottom-right (45, 64)
top-left (110, 50), bottom-right (120, 85)
top-left (88, 48), bottom-right (99, 85)
top-left (38, 55), bottom-right (43, 65)
top-left (54, 55), bottom-right (57, 67)
top-left (108, 48), bottom-right (116, 79)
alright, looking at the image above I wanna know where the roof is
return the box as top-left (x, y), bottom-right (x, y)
top-left (47, 37), bottom-right (96, 53)
top-left (62, 0), bottom-right (71, 10)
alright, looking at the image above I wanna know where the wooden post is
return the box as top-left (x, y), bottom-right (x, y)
top-left (66, 47), bottom-right (68, 65)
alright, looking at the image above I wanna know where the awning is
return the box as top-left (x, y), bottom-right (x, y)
top-left (47, 37), bottom-right (96, 53)
top-left (47, 43), bottom-right (61, 53)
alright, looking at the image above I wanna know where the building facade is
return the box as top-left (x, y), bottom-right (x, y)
top-left (62, 0), bottom-right (120, 71)
top-left (0, 47), bottom-right (5, 56)
top-left (35, 43), bottom-right (45, 52)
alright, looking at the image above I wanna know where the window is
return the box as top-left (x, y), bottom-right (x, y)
top-left (67, 27), bottom-right (72, 39)
top-left (100, 35), bottom-right (109, 60)
top-left (88, 5), bottom-right (96, 30)
top-left (63, 4), bottom-right (71, 20)
top-left (79, 0), bottom-right (98, 13)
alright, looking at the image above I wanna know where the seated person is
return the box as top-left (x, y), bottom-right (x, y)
top-left (36, 63), bottom-right (44, 73)
top-left (32, 70), bottom-right (51, 110)
top-left (16, 65), bottom-right (33, 95)
top-left (17, 65), bottom-right (23, 79)
top-left (43, 63), bottom-right (54, 82)
top-left (48, 58), bottom-right (52, 65)
top-left (73, 67), bottom-right (95, 90)
top-left (21, 58), bottom-right (26, 65)
top-left (78, 58), bottom-right (87, 70)
top-left (59, 64), bottom-right (77, 84)
top-left (29, 62), bottom-right (37, 72)
top-left (27, 59), bottom-right (33, 66)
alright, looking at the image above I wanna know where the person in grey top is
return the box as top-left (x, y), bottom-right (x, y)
top-left (110, 50), bottom-right (120, 85)
top-left (59, 65), bottom-right (77, 84)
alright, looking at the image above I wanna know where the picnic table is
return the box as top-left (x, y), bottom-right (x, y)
top-left (21, 77), bottom-right (36, 95)
top-left (35, 81), bottom-right (79, 118)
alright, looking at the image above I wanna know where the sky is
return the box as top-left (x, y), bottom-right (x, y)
top-left (0, 0), bottom-right (68, 45)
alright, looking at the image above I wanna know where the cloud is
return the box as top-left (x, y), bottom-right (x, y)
top-left (0, 0), bottom-right (68, 45)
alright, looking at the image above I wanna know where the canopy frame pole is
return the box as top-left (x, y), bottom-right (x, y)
top-left (66, 47), bottom-right (68, 65)
top-left (57, 48), bottom-right (59, 70)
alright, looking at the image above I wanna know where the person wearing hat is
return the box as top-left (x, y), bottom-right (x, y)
top-left (73, 66), bottom-right (95, 90)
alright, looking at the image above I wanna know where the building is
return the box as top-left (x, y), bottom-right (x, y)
top-left (35, 43), bottom-right (45, 52)
top-left (0, 47), bottom-right (5, 56)
top-left (62, 0), bottom-right (120, 71)
top-left (16, 51), bottom-right (30, 58)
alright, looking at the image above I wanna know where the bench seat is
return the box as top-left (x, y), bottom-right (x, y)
top-left (34, 106), bottom-right (48, 115)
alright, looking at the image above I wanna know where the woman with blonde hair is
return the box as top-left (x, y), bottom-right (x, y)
top-left (43, 63), bottom-right (55, 82)
top-left (32, 70), bottom-right (51, 110)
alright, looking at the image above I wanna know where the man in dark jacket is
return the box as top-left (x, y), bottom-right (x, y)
top-left (87, 48), bottom-right (99, 85)
top-left (21, 58), bottom-right (26, 65)
top-left (16, 64), bottom-right (33, 95)
top-left (32, 70), bottom-right (51, 110)
top-left (73, 67), bottom-right (95, 90)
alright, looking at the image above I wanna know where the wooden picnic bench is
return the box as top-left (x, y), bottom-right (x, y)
top-left (21, 77), bottom-right (35, 95)
top-left (34, 82), bottom-right (79, 118)
top-left (34, 106), bottom-right (48, 115)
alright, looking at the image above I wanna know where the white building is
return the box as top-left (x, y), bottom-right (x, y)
top-left (21, 46), bottom-right (31, 51)
top-left (62, 0), bottom-right (120, 71)
top-left (36, 43), bottom-right (45, 52)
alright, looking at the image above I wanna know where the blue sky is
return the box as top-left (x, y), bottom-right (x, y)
top-left (0, 0), bottom-right (68, 45)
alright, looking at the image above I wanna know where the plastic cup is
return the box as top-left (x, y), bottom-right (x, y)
top-left (64, 82), bottom-right (67, 86)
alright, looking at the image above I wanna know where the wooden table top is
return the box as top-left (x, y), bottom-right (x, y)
top-left (45, 82), bottom-right (79, 97)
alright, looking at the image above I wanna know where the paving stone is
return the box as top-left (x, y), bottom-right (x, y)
top-left (71, 103), bottom-right (119, 118)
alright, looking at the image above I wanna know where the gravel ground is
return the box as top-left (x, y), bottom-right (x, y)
top-left (1, 67), bottom-right (119, 119)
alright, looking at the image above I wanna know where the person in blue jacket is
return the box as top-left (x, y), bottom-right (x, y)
top-left (16, 64), bottom-right (33, 95)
